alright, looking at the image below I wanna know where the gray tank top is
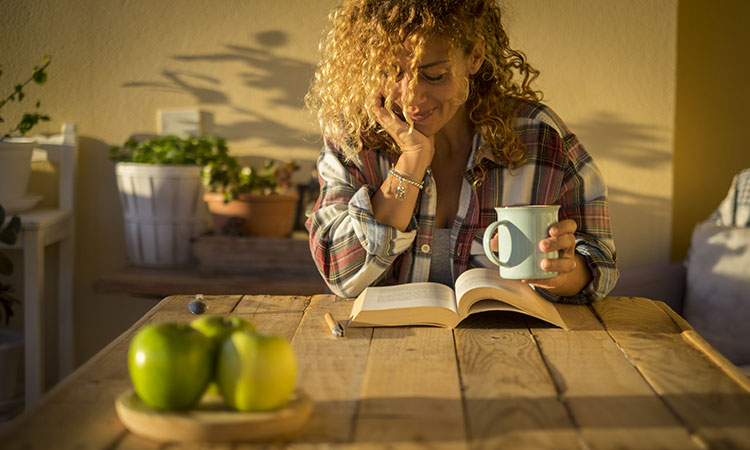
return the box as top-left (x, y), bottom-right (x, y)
top-left (428, 228), bottom-right (453, 286)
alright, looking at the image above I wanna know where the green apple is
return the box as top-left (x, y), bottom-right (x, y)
top-left (127, 322), bottom-right (214, 410)
top-left (190, 315), bottom-right (257, 345)
top-left (216, 331), bottom-right (298, 412)
top-left (190, 315), bottom-right (257, 396)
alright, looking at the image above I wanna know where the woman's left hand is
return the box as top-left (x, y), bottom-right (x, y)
top-left (521, 219), bottom-right (579, 291)
top-left (490, 219), bottom-right (590, 296)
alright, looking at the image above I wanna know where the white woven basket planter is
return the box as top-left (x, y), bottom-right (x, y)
top-left (115, 163), bottom-right (210, 267)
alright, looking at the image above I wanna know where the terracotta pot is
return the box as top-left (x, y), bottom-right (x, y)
top-left (204, 192), bottom-right (299, 237)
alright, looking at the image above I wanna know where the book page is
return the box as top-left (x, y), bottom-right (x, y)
top-left (454, 268), bottom-right (567, 329)
top-left (356, 282), bottom-right (458, 312)
top-left (466, 299), bottom-right (519, 314)
top-left (348, 282), bottom-right (459, 327)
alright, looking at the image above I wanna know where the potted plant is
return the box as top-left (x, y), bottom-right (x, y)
top-left (0, 57), bottom-right (51, 212)
top-left (0, 203), bottom-right (24, 411)
top-left (109, 135), bottom-right (229, 267)
top-left (202, 157), bottom-right (300, 237)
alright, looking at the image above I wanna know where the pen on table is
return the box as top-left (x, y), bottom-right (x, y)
top-left (324, 312), bottom-right (345, 337)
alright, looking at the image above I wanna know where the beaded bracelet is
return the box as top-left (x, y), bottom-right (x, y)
top-left (388, 167), bottom-right (424, 199)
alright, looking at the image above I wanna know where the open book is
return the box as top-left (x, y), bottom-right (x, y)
top-left (348, 268), bottom-right (567, 329)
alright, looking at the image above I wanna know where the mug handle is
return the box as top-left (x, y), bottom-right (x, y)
top-left (483, 220), bottom-right (511, 268)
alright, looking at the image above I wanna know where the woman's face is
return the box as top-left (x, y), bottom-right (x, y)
top-left (391, 36), bottom-right (482, 137)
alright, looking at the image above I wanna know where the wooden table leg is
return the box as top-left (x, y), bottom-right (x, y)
top-left (58, 234), bottom-right (74, 377)
top-left (22, 229), bottom-right (44, 409)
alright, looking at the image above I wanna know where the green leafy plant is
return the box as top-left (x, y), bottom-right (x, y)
top-left (110, 134), bottom-right (299, 201)
top-left (1, 56), bottom-right (51, 138)
top-left (109, 135), bottom-right (230, 165)
top-left (0, 204), bottom-right (21, 325)
top-left (202, 158), bottom-right (299, 201)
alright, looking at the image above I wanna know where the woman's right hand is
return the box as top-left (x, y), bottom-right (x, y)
top-left (369, 94), bottom-right (433, 231)
top-left (371, 95), bottom-right (434, 160)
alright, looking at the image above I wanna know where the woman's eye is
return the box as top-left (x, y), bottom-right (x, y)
top-left (388, 64), bottom-right (404, 82)
top-left (421, 72), bottom-right (447, 82)
top-left (382, 66), bottom-right (404, 82)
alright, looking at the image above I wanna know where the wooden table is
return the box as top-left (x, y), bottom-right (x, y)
top-left (93, 265), bottom-right (327, 297)
top-left (2, 294), bottom-right (749, 449)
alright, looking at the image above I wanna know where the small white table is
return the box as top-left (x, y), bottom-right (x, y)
top-left (1, 124), bottom-right (77, 409)
top-left (14, 207), bottom-right (74, 407)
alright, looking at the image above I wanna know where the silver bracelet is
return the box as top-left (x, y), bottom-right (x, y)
top-left (388, 167), bottom-right (424, 199)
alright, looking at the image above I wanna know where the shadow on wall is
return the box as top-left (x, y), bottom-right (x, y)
top-left (607, 186), bottom-right (672, 269)
top-left (569, 111), bottom-right (674, 269)
top-left (76, 136), bottom-right (130, 271)
top-left (121, 30), bottom-right (320, 151)
top-left (570, 111), bottom-right (671, 169)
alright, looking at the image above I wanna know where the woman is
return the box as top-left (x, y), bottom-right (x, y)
top-left (305, 0), bottom-right (617, 303)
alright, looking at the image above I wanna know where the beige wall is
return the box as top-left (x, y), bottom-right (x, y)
top-left (504, 0), bottom-right (678, 271)
top-left (672, 0), bottom-right (750, 261)
top-left (2, 0), bottom-right (678, 375)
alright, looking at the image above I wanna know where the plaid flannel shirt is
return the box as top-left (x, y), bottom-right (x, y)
top-left (306, 99), bottom-right (618, 304)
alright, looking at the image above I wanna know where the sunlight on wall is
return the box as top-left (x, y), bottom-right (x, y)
top-left (504, 0), bottom-right (677, 270)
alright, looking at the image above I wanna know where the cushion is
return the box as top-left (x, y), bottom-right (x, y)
top-left (682, 222), bottom-right (750, 365)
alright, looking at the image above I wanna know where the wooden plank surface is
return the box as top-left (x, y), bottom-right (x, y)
top-left (354, 325), bottom-right (466, 448)
top-left (654, 299), bottom-right (750, 393)
top-left (455, 312), bottom-right (582, 449)
top-left (593, 297), bottom-right (750, 449)
top-left (4, 294), bottom-right (748, 449)
top-left (592, 296), bottom-right (683, 333)
top-left (531, 298), bottom-right (700, 450)
top-left (284, 295), bottom-right (372, 447)
top-left (232, 294), bottom-right (310, 340)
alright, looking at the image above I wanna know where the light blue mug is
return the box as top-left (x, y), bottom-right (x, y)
top-left (482, 205), bottom-right (560, 279)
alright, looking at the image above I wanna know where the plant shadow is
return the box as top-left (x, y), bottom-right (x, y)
top-left (121, 30), bottom-right (321, 157)
top-left (569, 112), bottom-right (674, 270)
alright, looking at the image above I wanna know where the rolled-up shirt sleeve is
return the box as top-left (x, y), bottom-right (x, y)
top-left (536, 132), bottom-right (618, 304)
top-left (572, 236), bottom-right (618, 302)
top-left (306, 143), bottom-right (416, 297)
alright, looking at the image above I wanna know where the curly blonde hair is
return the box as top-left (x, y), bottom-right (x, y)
top-left (306, 0), bottom-right (542, 168)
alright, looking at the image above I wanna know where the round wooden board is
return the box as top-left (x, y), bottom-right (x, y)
top-left (115, 389), bottom-right (312, 443)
